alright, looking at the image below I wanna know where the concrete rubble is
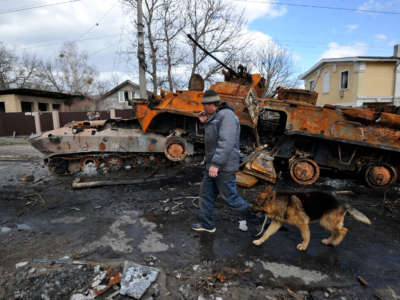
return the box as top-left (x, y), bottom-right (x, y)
top-left (120, 261), bottom-right (160, 299)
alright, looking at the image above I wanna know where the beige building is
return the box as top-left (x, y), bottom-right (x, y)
top-left (300, 44), bottom-right (400, 107)
top-left (0, 88), bottom-right (84, 112)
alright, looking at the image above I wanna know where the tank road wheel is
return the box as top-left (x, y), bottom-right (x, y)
top-left (80, 156), bottom-right (100, 172)
top-left (289, 158), bottom-right (320, 185)
top-left (105, 156), bottom-right (123, 171)
top-left (164, 136), bottom-right (187, 162)
top-left (364, 164), bottom-right (398, 189)
top-left (48, 158), bottom-right (68, 175)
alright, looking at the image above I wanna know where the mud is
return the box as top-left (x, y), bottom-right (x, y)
top-left (1, 139), bottom-right (400, 299)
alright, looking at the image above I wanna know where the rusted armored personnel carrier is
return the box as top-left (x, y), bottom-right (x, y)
top-left (237, 92), bottom-right (400, 189)
top-left (28, 67), bottom-right (269, 175)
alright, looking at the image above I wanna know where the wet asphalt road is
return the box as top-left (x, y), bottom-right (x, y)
top-left (1, 140), bottom-right (400, 299)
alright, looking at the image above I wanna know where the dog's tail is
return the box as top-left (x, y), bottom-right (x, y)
top-left (345, 204), bottom-right (371, 225)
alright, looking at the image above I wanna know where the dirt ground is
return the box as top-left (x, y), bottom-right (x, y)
top-left (1, 137), bottom-right (400, 300)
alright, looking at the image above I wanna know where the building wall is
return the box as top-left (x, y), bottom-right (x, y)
top-left (15, 95), bottom-right (66, 112)
top-left (0, 94), bottom-right (19, 112)
top-left (358, 62), bottom-right (395, 97)
top-left (0, 94), bottom-right (67, 112)
top-left (305, 63), bottom-right (357, 106)
top-left (97, 85), bottom-right (139, 110)
top-left (305, 61), bottom-right (397, 107)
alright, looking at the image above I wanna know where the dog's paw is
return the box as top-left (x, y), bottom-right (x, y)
top-left (296, 243), bottom-right (308, 251)
top-left (252, 239), bottom-right (262, 246)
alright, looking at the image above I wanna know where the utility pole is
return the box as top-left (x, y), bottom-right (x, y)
top-left (137, 0), bottom-right (147, 99)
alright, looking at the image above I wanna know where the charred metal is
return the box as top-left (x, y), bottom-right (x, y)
top-left (29, 67), bottom-right (400, 189)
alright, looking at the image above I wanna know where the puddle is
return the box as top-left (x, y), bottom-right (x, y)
top-left (259, 260), bottom-right (329, 285)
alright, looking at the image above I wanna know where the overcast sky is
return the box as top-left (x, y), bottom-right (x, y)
top-left (1, 0), bottom-right (399, 87)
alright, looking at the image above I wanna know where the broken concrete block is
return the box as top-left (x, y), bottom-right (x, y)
top-left (238, 220), bottom-right (248, 232)
top-left (17, 224), bottom-right (32, 231)
top-left (120, 261), bottom-right (159, 299)
top-left (15, 261), bottom-right (29, 269)
top-left (0, 227), bottom-right (11, 234)
top-left (91, 269), bottom-right (107, 288)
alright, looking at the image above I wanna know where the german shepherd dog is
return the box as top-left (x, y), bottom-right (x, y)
top-left (252, 185), bottom-right (371, 251)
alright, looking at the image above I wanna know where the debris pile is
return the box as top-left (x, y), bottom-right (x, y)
top-left (11, 259), bottom-right (160, 300)
top-left (13, 261), bottom-right (95, 299)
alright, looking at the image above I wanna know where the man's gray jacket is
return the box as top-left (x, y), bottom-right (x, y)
top-left (204, 102), bottom-right (240, 173)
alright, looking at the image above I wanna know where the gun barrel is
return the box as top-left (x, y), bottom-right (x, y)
top-left (186, 34), bottom-right (239, 77)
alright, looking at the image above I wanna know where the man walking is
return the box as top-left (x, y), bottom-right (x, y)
top-left (192, 90), bottom-right (267, 236)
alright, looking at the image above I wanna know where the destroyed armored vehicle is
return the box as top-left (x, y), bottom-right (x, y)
top-left (28, 67), bottom-right (269, 175)
top-left (29, 34), bottom-right (400, 189)
top-left (30, 66), bottom-right (400, 190)
top-left (238, 92), bottom-right (400, 189)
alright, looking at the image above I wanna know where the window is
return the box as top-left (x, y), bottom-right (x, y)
top-left (52, 103), bottom-right (60, 110)
top-left (125, 90), bottom-right (130, 101)
top-left (0, 102), bottom-right (5, 112)
top-left (39, 103), bottom-right (48, 111)
top-left (21, 101), bottom-right (32, 112)
top-left (309, 80), bottom-right (315, 91)
top-left (118, 91), bottom-right (124, 103)
top-left (322, 70), bottom-right (330, 93)
top-left (118, 90), bottom-right (131, 103)
top-left (340, 70), bottom-right (349, 90)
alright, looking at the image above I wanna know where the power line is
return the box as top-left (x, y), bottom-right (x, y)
top-left (75, 1), bottom-right (117, 42)
top-left (235, 0), bottom-right (400, 15)
top-left (21, 33), bottom-right (121, 51)
top-left (0, 0), bottom-right (81, 15)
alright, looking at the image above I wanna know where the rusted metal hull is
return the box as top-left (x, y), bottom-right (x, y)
top-left (240, 89), bottom-right (400, 189)
top-left (30, 123), bottom-right (193, 157)
top-left (29, 119), bottom-right (196, 174)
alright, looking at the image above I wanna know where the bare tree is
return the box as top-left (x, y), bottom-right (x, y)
top-left (122, 0), bottom-right (246, 92)
top-left (122, 0), bottom-right (186, 93)
top-left (37, 42), bottom-right (99, 95)
top-left (251, 41), bottom-right (299, 96)
top-left (184, 0), bottom-right (246, 83)
top-left (15, 53), bottom-right (42, 89)
top-left (0, 43), bottom-right (17, 89)
top-left (156, 0), bottom-right (186, 91)
top-left (0, 43), bottom-right (44, 89)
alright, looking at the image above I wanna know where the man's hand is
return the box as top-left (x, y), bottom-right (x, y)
top-left (209, 165), bottom-right (219, 178)
top-left (198, 111), bottom-right (208, 123)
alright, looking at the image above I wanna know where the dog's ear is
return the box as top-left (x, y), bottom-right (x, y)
top-left (255, 185), bottom-right (273, 207)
